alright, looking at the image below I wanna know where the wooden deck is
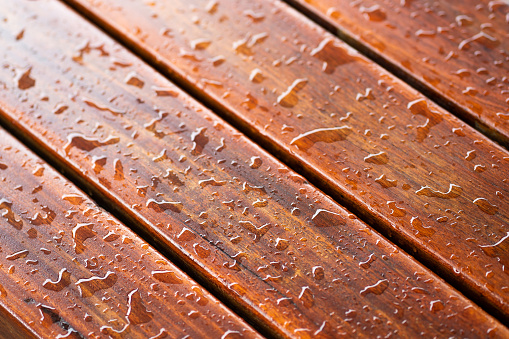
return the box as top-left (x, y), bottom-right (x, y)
top-left (0, 0), bottom-right (507, 338)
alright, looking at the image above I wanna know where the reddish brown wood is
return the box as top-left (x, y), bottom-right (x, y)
top-left (0, 0), bottom-right (507, 337)
top-left (0, 129), bottom-right (259, 338)
top-left (61, 0), bottom-right (509, 321)
top-left (0, 305), bottom-right (37, 339)
top-left (286, 0), bottom-right (509, 146)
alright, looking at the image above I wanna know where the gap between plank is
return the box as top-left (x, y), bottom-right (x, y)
top-left (282, 0), bottom-right (509, 150)
top-left (51, 0), bottom-right (509, 327)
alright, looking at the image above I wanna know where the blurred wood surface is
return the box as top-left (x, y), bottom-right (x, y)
top-left (62, 0), bottom-right (509, 322)
top-left (0, 0), bottom-right (506, 337)
top-left (0, 128), bottom-right (259, 338)
top-left (286, 0), bottom-right (509, 147)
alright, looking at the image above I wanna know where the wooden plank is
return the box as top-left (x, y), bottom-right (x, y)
top-left (0, 0), bottom-right (507, 337)
top-left (61, 0), bottom-right (509, 322)
top-left (285, 0), bottom-right (509, 146)
top-left (0, 305), bottom-right (37, 339)
top-left (0, 126), bottom-right (260, 338)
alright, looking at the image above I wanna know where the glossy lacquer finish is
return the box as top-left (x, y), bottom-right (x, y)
top-left (0, 0), bottom-right (506, 337)
top-left (65, 0), bottom-right (509, 321)
top-left (287, 0), bottom-right (509, 146)
top-left (0, 128), bottom-right (259, 338)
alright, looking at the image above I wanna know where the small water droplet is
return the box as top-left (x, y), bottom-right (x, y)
top-left (360, 279), bottom-right (389, 296)
top-left (72, 223), bottom-right (97, 254)
top-left (127, 289), bottom-right (153, 325)
top-left (43, 268), bottom-right (71, 292)
top-left (290, 126), bottom-right (352, 152)
top-left (152, 270), bottom-right (183, 284)
top-left (75, 271), bottom-right (118, 297)
top-left (277, 78), bottom-right (308, 108)
top-left (473, 197), bottom-right (498, 215)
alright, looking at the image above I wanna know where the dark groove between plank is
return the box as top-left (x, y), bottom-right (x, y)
top-left (282, 0), bottom-right (508, 150)
top-left (58, 0), bottom-right (509, 326)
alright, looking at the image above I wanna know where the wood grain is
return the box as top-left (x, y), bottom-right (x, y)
top-left (0, 0), bottom-right (506, 337)
top-left (0, 305), bottom-right (37, 339)
top-left (0, 126), bottom-right (260, 338)
top-left (286, 0), bottom-right (509, 147)
top-left (62, 0), bottom-right (509, 322)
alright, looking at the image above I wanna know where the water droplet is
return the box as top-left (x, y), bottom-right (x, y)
top-left (459, 31), bottom-right (499, 50)
top-left (222, 330), bottom-right (243, 339)
top-left (311, 209), bottom-right (345, 227)
top-left (311, 38), bottom-right (360, 74)
top-left (249, 68), bottom-right (265, 83)
top-left (416, 184), bottom-right (462, 199)
top-left (83, 97), bottom-right (125, 116)
top-left (152, 86), bottom-right (178, 97)
top-left (375, 174), bottom-right (397, 188)
top-left (411, 217), bottom-right (435, 237)
top-left (199, 177), bottom-right (226, 188)
top-left (387, 201), bottom-right (406, 217)
top-left (0, 198), bottom-right (23, 230)
top-left (290, 126), bottom-right (352, 152)
top-left (465, 150), bottom-right (476, 161)
top-left (125, 71), bottom-right (145, 88)
top-left (275, 238), bottom-right (289, 251)
top-left (360, 279), bottom-right (389, 296)
top-left (190, 38), bottom-right (211, 50)
top-left (239, 220), bottom-right (271, 241)
top-left (152, 270), bottom-right (183, 284)
top-left (15, 67), bottom-right (35, 90)
top-left (53, 104), bottom-right (69, 115)
top-left (356, 88), bottom-right (375, 101)
top-left (364, 151), bottom-right (389, 165)
top-left (191, 127), bottom-right (209, 155)
top-left (64, 133), bottom-right (120, 155)
top-left (277, 78), bottom-right (308, 108)
top-left (127, 289), bottom-right (153, 325)
top-left (298, 286), bottom-right (314, 308)
top-left (6, 249), bottom-right (29, 261)
top-left (359, 253), bottom-right (377, 269)
top-left (75, 271), bottom-right (118, 297)
top-left (407, 99), bottom-right (443, 142)
top-left (359, 5), bottom-right (386, 22)
top-left (43, 268), bottom-right (71, 292)
top-left (312, 266), bottom-right (325, 280)
top-left (146, 199), bottom-right (183, 213)
top-left (430, 300), bottom-right (444, 313)
top-left (193, 243), bottom-right (211, 258)
top-left (243, 9), bottom-right (265, 22)
top-left (114, 159), bottom-right (124, 180)
top-left (473, 198), bottom-right (498, 215)
top-left (72, 223), bottom-right (97, 254)
top-left (177, 228), bottom-right (196, 242)
top-left (149, 328), bottom-right (169, 339)
top-left (62, 194), bottom-right (85, 205)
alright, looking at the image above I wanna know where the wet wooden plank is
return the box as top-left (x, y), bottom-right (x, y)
top-left (285, 0), bottom-right (509, 146)
top-left (0, 126), bottom-right (260, 338)
top-left (0, 305), bottom-right (37, 339)
top-left (0, 0), bottom-right (507, 337)
top-left (61, 0), bottom-right (509, 322)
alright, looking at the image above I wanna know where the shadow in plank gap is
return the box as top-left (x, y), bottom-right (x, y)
top-left (61, 0), bottom-right (509, 323)
top-left (0, 126), bottom-right (260, 338)
top-left (0, 0), bottom-right (507, 337)
top-left (285, 0), bottom-right (509, 148)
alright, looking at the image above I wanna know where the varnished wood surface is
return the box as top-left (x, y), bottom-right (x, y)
top-left (0, 306), bottom-right (37, 339)
top-left (0, 128), bottom-right (259, 338)
top-left (0, 0), bottom-right (507, 337)
top-left (63, 0), bottom-right (509, 321)
top-left (286, 0), bottom-right (509, 147)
